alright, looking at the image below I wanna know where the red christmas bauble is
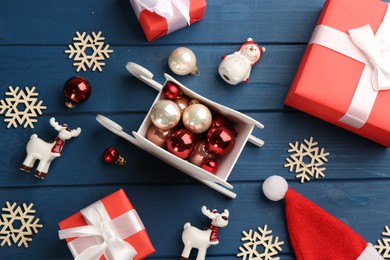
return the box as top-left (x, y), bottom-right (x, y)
top-left (103, 147), bottom-right (119, 163)
top-left (210, 114), bottom-right (237, 136)
top-left (64, 76), bottom-right (91, 109)
top-left (202, 158), bottom-right (218, 174)
top-left (206, 126), bottom-right (235, 155)
top-left (210, 114), bottom-right (230, 129)
top-left (167, 129), bottom-right (195, 159)
top-left (103, 147), bottom-right (126, 166)
top-left (162, 81), bottom-right (181, 100)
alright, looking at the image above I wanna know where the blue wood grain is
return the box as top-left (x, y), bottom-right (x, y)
top-left (0, 181), bottom-right (388, 258)
top-left (0, 113), bottom-right (388, 188)
top-left (0, 0), bottom-right (324, 45)
top-left (0, 0), bottom-right (389, 259)
top-left (0, 45), bottom-right (303, 112)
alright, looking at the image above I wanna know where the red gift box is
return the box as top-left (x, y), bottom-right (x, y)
top-left (58, 189), bottom-right (155, 260)
top-left (130, 0), bottom-right (206, 42)
top-left (285, 0), bottom-right (390, 147)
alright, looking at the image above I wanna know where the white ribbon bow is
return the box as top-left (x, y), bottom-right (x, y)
top-left (349, 21), bottom-right (390, 91)
top-left (308, 4), bottom-right (390, 128)
top-left (136, 0), bottom-right (190, 24)
top-left (59, 202), bottom-right (138, 260)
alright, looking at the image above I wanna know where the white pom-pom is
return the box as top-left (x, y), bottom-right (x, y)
top-left (262, 175), bottom-right (288, 201)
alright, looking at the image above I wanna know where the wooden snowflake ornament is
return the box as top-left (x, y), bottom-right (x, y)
top-left (0, 202), bottom-right (43, 248)
top-left (237, 225), bottom-right (284, 260)
top-left (375, 226), bottom-right (390, 258)
top-left (284, 137), bottom-right (329, 183)
top-left (65, 31), bottom-right (113, 72)
top-left (0, 86), bottom-right (46, 128)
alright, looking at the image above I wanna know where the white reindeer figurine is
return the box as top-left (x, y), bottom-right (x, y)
top-left (181, 206), bottom-right (229, 260)
top-left (20, 117), bottom-right (81, 179)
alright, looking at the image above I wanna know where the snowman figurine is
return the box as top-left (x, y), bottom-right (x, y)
top-left (218, 38), bottom-right (265, 85)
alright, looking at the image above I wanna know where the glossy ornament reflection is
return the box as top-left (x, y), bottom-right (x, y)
top-left (150, 100), bottom-right (181, 130)
top-left (167, 129), bottom-right (195, 159)
top-left (146, 125), bottom-right (173, 148)
top-left (168, 47), bottom-right (199, 76)
top-left (207, 126), bottom-right (236, 155)
top-left (202, 158), bottom-right (218, 174)
top-left (63, 76), bottom-right (91, 109)
top-left (162, 81), bottom-right (181, 100)
top-left (210, 114), bottom-right (230, 129)
top-left (103, 147), bottom-right (126, 166)
top-left (188, 140), bottom-right (216, 166)
top-left (174, 95), bottom-right (191, 114)
top-left (182, 104), bottom-right (212, 134)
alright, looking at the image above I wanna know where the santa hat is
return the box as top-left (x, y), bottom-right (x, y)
top-left (262, 175), bottom-right (384, 260)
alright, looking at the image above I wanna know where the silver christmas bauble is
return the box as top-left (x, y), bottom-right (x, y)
top-left (168, 47), bottom-right (199, 76)
top-left (182, 104), bottom-right (212, 134)
top-left (150, 100), bottom-right (181, 130)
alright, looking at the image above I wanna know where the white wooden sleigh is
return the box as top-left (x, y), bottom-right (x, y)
top-left (96, 62), bottom-right (265, 198)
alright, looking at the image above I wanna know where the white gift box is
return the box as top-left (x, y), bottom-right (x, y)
top-left (96, 62), bottom-right (265, 198)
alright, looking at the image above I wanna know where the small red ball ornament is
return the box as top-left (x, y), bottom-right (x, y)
top-left (167, 129), bottom-right (195, 159)
top-left (202, 158), bottom-right (218, 174)
top-left (210, 114), bottom-right (237, 136)
top-left (64, 76), bottom-right (91, 109)
top-left (207, 126), bottom-right (236, 155)
top-left (162, 81), bottom-right (181, 100)
top-left (210, 114), bottom-right (230, 129)
top-left (103, 147), bottom-right (126, 166)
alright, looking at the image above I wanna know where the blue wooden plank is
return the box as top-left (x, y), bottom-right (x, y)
top-left (0, 181), bottom-right (388, 258)
top-left (0, 0), bottom-right (325, 45)
top-left (0, 112), bottom-right (389, 188)
top-left (0, 45), bottom-right (303, 112)
top-left (0, 0), bottom-right (389, 259)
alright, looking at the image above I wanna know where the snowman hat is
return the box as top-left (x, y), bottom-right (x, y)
top-left (240, 38), bottom-right (266, 53)
top-left (262, 175), bottom-right (384, 260)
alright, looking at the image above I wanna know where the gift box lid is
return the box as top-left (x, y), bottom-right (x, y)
top-left (58, 189), bottom-right (155, 260)
top-left (285, 0), bottom-right (390, 147)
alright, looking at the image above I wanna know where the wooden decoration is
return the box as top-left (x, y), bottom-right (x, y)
top-left (375, 226), bottom-right (390, 258)
top-left (284, 137), bottom-right (330, 183)
top-left (65, 31), bottom-right (113, 72)
top-left (0, 86), bottom-right (46, 128)
top-left (237, 225), bottom-right (284, 260)
top-left (0, 202), bottom-right (43, 248)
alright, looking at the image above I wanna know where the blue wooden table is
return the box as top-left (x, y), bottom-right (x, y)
top-left (1, 0), bottom-right (389, 259)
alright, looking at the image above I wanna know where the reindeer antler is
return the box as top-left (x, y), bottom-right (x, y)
top-left (201, 206), bottom-right (218, 219)
top-left (50, 117), bottom-right (63, 131)
top-left (222, 209), bottom-right (229, 218)
top-left (201, 206), bottom-right (211, 217)
top-left (71, 127), bottom-right (81, 137)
